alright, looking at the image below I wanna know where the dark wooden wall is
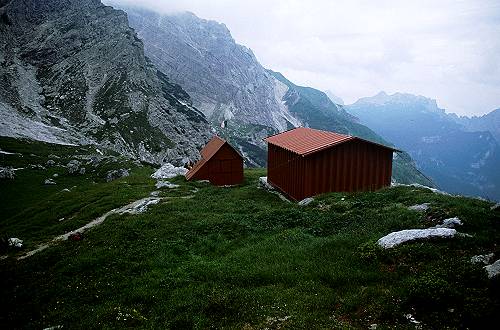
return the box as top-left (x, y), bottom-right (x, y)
top-left (204, 144), bottom-right (243, 186)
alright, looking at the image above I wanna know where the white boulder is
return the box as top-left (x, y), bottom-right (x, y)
top-left (471, 253), bottom-right (495, 265)
top-left (298, 197), bottom-right (314, 206)
top-left (258, 176), bottom-right (274, 190)
top-left (484, 260), bottom-right (500, 279)
top-left (119, 198), bottom-right (161, 215)
top-left (155, 180), bottom-right (180, 189)
top-left (151, 163), bottom-right (187, 179)
top-left (408, 203), bottom-right (430, 212)
top-left (44, 178), bottom-right (57, 185)
top-left (378, 228), bottom-right (457, 249)
top-left (435, 217), bottom-right (462, 228)
top-left (8, 237), bottom-right (23, 248)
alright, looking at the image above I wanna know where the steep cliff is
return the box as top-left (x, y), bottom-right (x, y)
top-left (0, 0), bottom-right (211, 165)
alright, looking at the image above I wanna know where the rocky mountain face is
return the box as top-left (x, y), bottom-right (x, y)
top-left (0, 0), bottom-right (211, 165)
top-left (110, 4), bottom-right (433, 186)
top-left (112, 5), bottom-right (301, 166)
top-left (455, 109), bottom-right (500, 143)
top-left (347, 92), bottom-right (500, 200)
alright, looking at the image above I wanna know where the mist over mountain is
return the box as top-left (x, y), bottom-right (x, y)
top-left (347, 92), bottom-right (500, 200)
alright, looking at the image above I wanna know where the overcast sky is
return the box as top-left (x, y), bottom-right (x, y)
top-left (112, 0), bottom-right (500, 116)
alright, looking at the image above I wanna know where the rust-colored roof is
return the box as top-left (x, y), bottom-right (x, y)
top-left (264, 127), bottom-right (397, 156)
top-left (185, 136), bottom-right (229, 180)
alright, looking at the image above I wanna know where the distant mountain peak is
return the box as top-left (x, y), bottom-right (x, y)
top-left (354, 91), bottom-right (442, 114)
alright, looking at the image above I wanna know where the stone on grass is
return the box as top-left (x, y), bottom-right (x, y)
top-left (435, 217), bottom-right (462, 228)
top-left (30, 164), bottom-right (46, 170)
top-left (53, 173), bottom-right (59, 178)
top-left (258, 176), bottom-right (274, 190)
top-left (61, 188), bottom-right (71, 192)
top-left (79, 167), bottom-right (86, 175)
top-left (151, 163), bottom-right (187, 179)
top-left (150, 191), bottom-right (160, 197)
top-left (484, 259), bottom-right (500, 279)
top-left (46, 159), bottom-right (56, 167)
top-left (8, 238), bottom-right (23, 248)
top-left (0, 167), bottom-right (15, 179)
top-left (408, 203), bottom-right (430, 212)
top-left (298, 197), bottom-right (314, 206)
top-left (155, 180), bottom-right (179, 189)
top-left (377, 228), bottom-right (457, 249)
top-left (119, 198), bottom-right (161, 214)
top-left (471, 253), bottom-right (495, 265)
top-left (106, 169), bottom-right (129, 182)
top-left (67, 160), bottom-right (81, 174)
top-left (257, 176), bottom-right (290, 203)
top-left (44, 178), bottom-right (57, 185)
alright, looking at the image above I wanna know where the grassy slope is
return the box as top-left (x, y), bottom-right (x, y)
top-left (1, 139), bottom-right (499, 329)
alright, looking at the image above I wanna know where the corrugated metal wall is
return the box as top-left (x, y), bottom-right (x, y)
top-left (304, 139), bottom-right (392, 198)
top-left (206, 144), bottom-right (243, 186)
top-left (267, 139), bottom-right (393, 200)
top-left (267, 144), bottom-right (307, 200)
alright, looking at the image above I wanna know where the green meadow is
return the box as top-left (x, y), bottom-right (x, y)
top-left (1, 137), bottom-right (499, 329)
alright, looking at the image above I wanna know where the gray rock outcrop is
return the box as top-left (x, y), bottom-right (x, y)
top-left (151, 163), bottom-right (187, 179)
top-left (434, 217), bottom-right (462, 229)
top-left (106, 168), bottom-right (130, 182)
top-left (484, 260), bottom-right (500, 279)
top-left (67, 160), bottom-right (82, 175)
top-left (298, 197), bottom-right (314, 206)
top-left (0, 167), bottom-right (15, 179)
top-left (408, 203), bottom-right (430, 212)
top-left (378, 228), bottom-right (457, 249)
top-left (471, 253), bottom-right (495, 265)
top-left (155, 180), bottom-right (179, 189)
top-left (0, 0), bottom-right (211, 165)
top-left (8, 237), bottom-right (23, 248)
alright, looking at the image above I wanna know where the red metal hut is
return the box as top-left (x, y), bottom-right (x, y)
top-left (264, 127), bottom-right (397, 201)
top-left (185, 136), bottom-right (244, 186)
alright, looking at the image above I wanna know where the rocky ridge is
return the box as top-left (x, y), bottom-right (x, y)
top-left (0, 0), bottom-right (212, 165)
